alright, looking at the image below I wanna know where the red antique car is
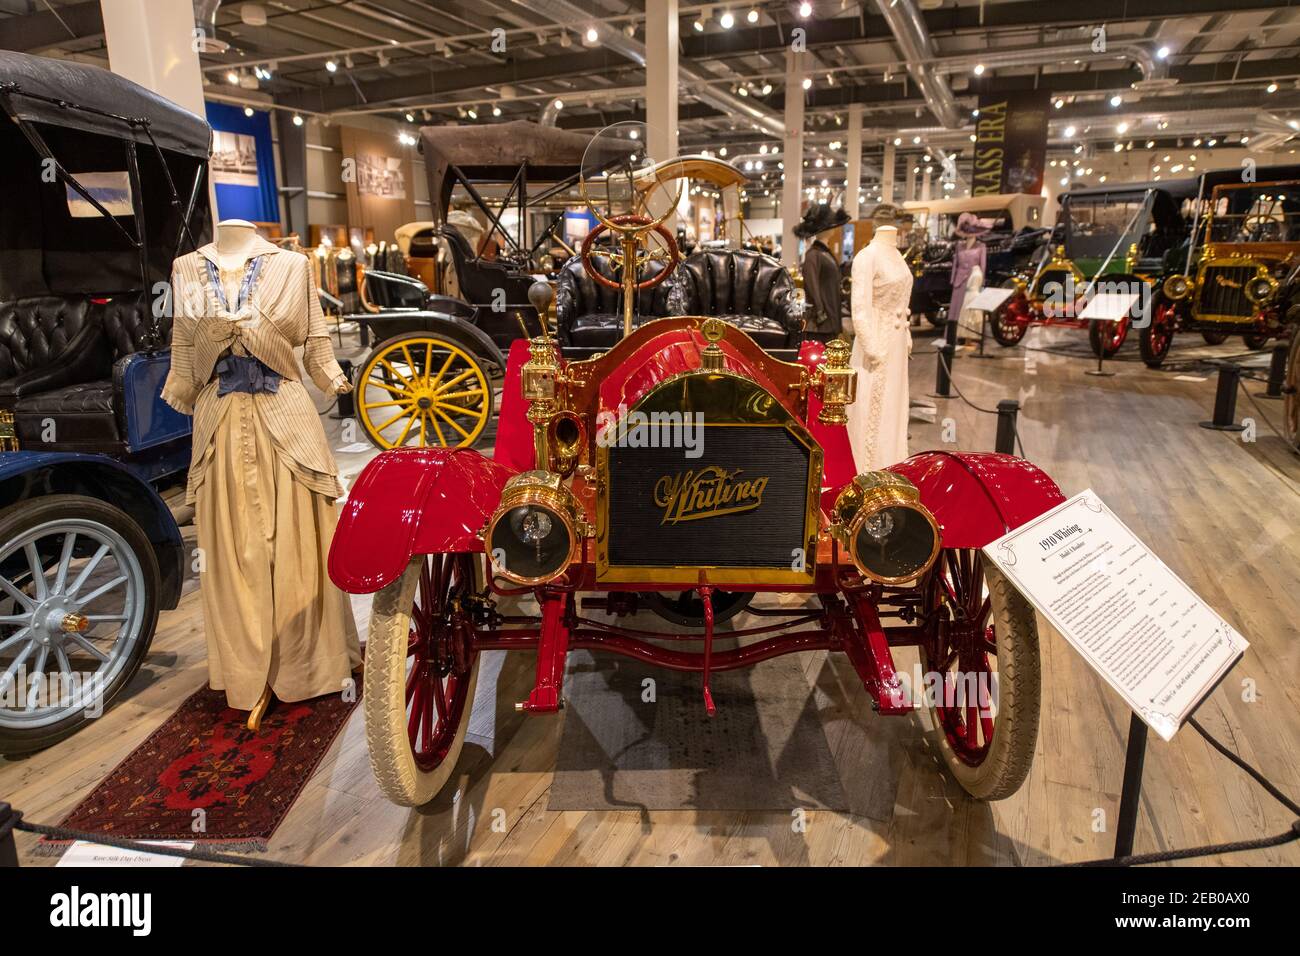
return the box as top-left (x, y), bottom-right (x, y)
top-left (327, 137), bottom-right (1063, 807)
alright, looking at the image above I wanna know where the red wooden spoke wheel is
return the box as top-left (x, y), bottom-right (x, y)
top-left (580, 213), bottom-right (680, 291)
top-left (364, 552), bottom-right (481, 806)
top-left (921, 548), bottom-right (1041, 800)
top-left (1140, 294), bottom-right (1178, 367)
top-left (991, 289), bottom-right (1032, 347)
top-left (1089, 314), bottom-right (1129, 359)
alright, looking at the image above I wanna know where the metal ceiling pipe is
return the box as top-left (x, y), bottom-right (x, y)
top-left (933, 42), bottom-right (1159, 82)
top-left (871, 0), bottom-right (960, 128)
top-left (539, 97), bottom-right (563, 126)
top-left (193, 0), bottom-right (227, 53)
top-left (507, 0), bottom-right (785, 138)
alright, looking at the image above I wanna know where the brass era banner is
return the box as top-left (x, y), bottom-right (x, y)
top-left (970, 90), bottom-right (1050, 196)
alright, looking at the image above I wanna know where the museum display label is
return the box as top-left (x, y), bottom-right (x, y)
top-left (967, 286), bottom-right (1015, 311)
top-left (983, 490), bottom-right (1248, 741)
top-left (1079, 291), bottom-right (1139, 321)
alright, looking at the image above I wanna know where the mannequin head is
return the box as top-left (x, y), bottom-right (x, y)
top-left (213, 219), bottom-right (260, 262)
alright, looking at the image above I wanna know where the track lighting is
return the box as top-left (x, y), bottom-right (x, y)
top-left (325, 59), bottom-right (338, 73)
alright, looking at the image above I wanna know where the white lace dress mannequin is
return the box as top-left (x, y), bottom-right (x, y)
top-left (847, 227), bottom-right (914, 471)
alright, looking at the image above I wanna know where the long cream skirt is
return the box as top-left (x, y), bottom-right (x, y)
top-left (194, 393), bottom-right (361, 710)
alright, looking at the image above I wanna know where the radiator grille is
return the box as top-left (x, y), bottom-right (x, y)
top-left (1197, 265), bottom-right (1255, 320)
top-left (606, 426), bottom-right (810, 570)
top-left (1032, 269), bottom-right (1073, 300)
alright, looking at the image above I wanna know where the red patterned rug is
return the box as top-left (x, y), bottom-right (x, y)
top-left (40, 685), bottom-right (360, 855)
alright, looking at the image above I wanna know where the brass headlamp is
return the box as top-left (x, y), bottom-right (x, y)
top-left (1245, 271), bottom-right (1279, 306)
top-left (815, 338), bottom-right (857, 426)
top-left (1162, 274), bottom-right (1192, 301)
top-left (486, 471), bottom-right (585, 586)
top-left (832, 471), bottom-right (941, 585)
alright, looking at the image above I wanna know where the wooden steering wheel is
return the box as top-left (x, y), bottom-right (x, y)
top-left (580, 213), bottom-right (680, 291)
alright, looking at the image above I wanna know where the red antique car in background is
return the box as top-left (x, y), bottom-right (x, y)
top-left (327, 134), bottom-right (1064, 808)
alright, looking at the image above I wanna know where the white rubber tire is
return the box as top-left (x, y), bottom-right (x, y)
top-left (364, 556), bottom-right (480, 807)
top-left (923, 561), bottom-right (1041, 801)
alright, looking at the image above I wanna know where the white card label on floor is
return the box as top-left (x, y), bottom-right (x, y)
top-left (335, 441), bottom-right (371, 454)
top-left (967, 287), bottom-right (1015, 311)
top-left (57, 840), bottom-right (194, 868)
top-left (1079, 291), bottom-right (1139, 321)
top-left (982, 490), bottom-right (1247, 741)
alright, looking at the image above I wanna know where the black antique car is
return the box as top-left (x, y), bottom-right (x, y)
top-left (902, 195), bottom-right (1049, 326)
top-left (0, 51), bottom-right (209, 753)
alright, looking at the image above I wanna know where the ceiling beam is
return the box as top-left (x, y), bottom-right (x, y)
top-left (276, 48), bottom-right (628, 112)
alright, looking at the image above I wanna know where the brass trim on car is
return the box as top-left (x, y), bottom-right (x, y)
top-left (1191, 255), bottom-right (1275, 324)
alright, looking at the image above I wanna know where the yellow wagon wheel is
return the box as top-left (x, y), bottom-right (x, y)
top-left (356, 333), bottom-right (493, 450)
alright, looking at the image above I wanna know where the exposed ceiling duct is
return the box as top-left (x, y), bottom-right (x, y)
top-left (507, 0), bottom-right (784, 138)
top-left (871, 0), bottom-right (960, 128)
top-left (193, 0), bottom-right (228, 54)
top-left (933, 42), bottom-right (1164, 85)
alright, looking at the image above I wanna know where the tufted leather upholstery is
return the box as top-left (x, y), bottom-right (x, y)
top-left (1, 292), bottom-right (165, 452)
top-left (554, 254), bottom-right (672, 347)
top-left (555, 249), bottom-right (801, 349)
top-left (0, 297), bottom-right (95, 380)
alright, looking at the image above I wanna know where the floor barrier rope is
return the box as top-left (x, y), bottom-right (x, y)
top-left (933, 346), bottom-right (1027, 458)
top-left (0, 808), bottom-right (299, 867)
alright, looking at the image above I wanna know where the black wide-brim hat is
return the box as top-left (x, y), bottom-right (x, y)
top-left (794, 203), bottom-right (850, 238)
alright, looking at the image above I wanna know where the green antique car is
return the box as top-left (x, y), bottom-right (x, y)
top-left (992, 179), bottom-right (1198, 358)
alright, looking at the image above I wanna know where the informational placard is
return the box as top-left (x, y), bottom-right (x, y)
top-left (983, 490), bottom-right (1247, 741)
top-left (1079, 291), bottom-right (1138, 321)
top-left (967, 286), bottom-right (1015, 311)
top-left (57, 840), bottom-right (193, 867)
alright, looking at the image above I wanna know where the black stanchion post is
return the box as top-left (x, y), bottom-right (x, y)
top-left (931, 321), bottom-right (956, 399)
top-left (1114, 714), bottom-right (1149, 859)
top-left (0, 802), bottom-right (19, 867)
top-left (995, 399), bottom-right (1020, 455)
top-left (1199, 364), bottom-right (1246, 431)
top-left (1263, 343), bottom-right (1287, 399)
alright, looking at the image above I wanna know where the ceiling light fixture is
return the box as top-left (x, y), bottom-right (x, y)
top-left (325, 59), bottom-right (338, 73)
top-left (747, 8), bottom-right (759, 23)
top-left (720, 11), bottom-right (734, 29)
top-left (799, 2), bottom-right (812, 18)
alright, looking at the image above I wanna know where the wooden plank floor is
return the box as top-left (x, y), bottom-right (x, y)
top-left (4, 323), bottom-right (1298, 866)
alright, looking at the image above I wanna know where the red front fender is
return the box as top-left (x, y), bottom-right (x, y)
top-left (328, 447), bottom-right (518, 594)
top-left (889, 451), bottom-right (1064, 549)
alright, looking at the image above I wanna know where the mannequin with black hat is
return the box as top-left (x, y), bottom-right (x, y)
top-left (847, 203), bottom-right (914, 471)
top-left (796, 203), bottom-right (851, 340)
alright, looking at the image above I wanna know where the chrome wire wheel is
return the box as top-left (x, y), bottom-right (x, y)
top-left (0, 496), bottom-right (158, 753)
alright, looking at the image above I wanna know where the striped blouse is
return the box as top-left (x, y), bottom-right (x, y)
top-left (162, 236), bottom-right (347, 502)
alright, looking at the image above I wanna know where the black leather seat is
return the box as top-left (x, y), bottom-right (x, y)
top-left (555, 249), bottom-right (801, 350)
top-left (554, 254), bottom-right (672, 348)
top-left (0, 292), bottom-right (167, 453)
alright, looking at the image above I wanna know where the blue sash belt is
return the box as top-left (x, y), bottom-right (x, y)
top-left (215, 354), bottom-right (281, 396)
